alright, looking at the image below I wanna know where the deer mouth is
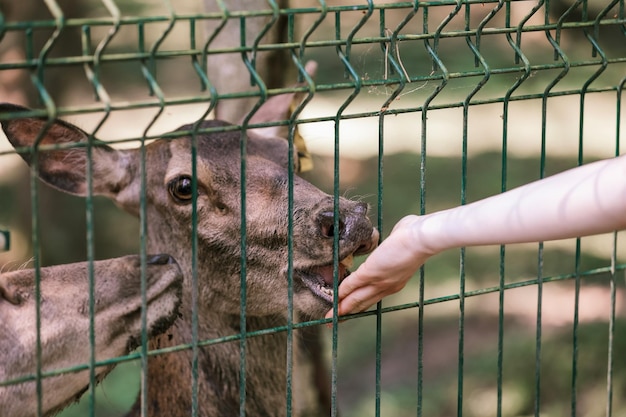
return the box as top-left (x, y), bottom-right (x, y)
top-left (298, 254), bottom-right (354, 304)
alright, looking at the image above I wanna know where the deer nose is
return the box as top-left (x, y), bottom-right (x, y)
top-left (317, 202), bottom-right (377, 254)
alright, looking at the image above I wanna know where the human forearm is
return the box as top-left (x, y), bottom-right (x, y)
top-left (416, 154), bottom-right (626, 254)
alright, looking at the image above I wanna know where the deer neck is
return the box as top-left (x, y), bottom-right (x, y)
top-left (137, 232), bottom-right (297, 416)
top-left (133, 306), bottom-right (293, 417)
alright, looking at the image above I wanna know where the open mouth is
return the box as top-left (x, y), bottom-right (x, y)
top-left (298, 254), bottom-right (354, 303)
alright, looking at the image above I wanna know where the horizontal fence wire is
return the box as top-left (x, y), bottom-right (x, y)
top-left (0, 1), bottom-right (624, 417)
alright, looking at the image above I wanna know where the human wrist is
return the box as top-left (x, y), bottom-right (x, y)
top-left (404, 214), bottom-right (443, 258)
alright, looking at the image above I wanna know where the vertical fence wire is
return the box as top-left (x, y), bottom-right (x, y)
top-left (239, 16), bottom-right (249, 416)
top-left (137, 4), bottom-right (174, 411)
top-left (0, 230), bottom-right (9, 251)
top-left (376, 4), bottom-right (418, 416)
top-left (190, 33), bottom-right (216, 417)
top-left (331, 4), bottom-right (373, 417)
top-left (502, 1), bottom-right (539, 412)
top-left (192, 10), bottom-right (225, 415)
top-left (286, 14), bottom-right (296, 417)
top-left (457, 2), bottom-right (495, 412)
top-left (607, 75), bottom-right (625, 417)
top-left (82, 2), bottom-right (118, 414)
top-left (238, 14), bottom-right (275, 409)
top-left (420, 4), bottom-right (454, 414)
top-left (31, 1), bottom-right (65, 415)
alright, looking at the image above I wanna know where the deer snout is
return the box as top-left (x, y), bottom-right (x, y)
top-left (317, 201), bottom-right (379, 255)
top-left (354, 226), bottom-right (379, 255)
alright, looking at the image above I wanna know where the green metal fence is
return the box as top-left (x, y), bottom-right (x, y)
top-left (0, 0), bottom-right (625, 416)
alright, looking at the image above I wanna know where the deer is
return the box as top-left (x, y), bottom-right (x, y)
top-left (0, 254), bottom-right (183, 417)
top-left (0, 92), bottom-right (379, 416)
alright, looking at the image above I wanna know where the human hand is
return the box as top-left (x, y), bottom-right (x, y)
top-left (326, 215), bottom-right (432, 318)
top-left (325, 154), bottom-right (626, 319)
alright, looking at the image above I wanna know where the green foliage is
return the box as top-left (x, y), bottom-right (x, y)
top-left (58, 363), bottom-right (140, 417)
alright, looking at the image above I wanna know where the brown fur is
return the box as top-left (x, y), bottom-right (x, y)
top-left (0, 254), bottom-right (183, 417)
top-left (1, 101), bottom-right (378, 416)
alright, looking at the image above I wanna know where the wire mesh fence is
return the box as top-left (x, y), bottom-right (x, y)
top-left (0, 0), bottom-right (624, 416)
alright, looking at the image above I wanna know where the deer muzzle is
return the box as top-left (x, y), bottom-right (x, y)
top-left (298, 201), bottom-right (379, 304)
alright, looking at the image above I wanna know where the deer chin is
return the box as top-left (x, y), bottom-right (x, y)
top-left (298, 254), bottom-right (354, 304)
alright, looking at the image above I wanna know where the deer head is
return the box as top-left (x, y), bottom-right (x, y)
top-left (0, 99), bottom-right (378, 320)
top-left (0, 254), bottom-right (182, 417)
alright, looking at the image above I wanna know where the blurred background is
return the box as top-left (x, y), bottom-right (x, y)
top-left (0, 0), bottom-right (625, 416)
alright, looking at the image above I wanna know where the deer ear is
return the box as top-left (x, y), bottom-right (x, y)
top-left (242, 61), bottom-right (316, 172)
top-left (0, 103), bottom-right (131, 197)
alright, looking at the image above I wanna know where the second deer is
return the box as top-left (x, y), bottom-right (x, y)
top-left (0, 254), bottom-right (183, 417)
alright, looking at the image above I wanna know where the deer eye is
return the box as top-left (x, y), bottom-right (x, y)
top-left (168, 176), bottom-right (194, 203)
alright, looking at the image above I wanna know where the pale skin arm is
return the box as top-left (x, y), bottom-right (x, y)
top-left (327, 154), bottom-right (626, 318)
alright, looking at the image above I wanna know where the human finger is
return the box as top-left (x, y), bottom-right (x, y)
top-left (325, 285), bottom-right (386, 319)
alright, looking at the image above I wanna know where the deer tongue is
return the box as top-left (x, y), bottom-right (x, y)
top-left (315, 263), bottom-right (348, 287)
